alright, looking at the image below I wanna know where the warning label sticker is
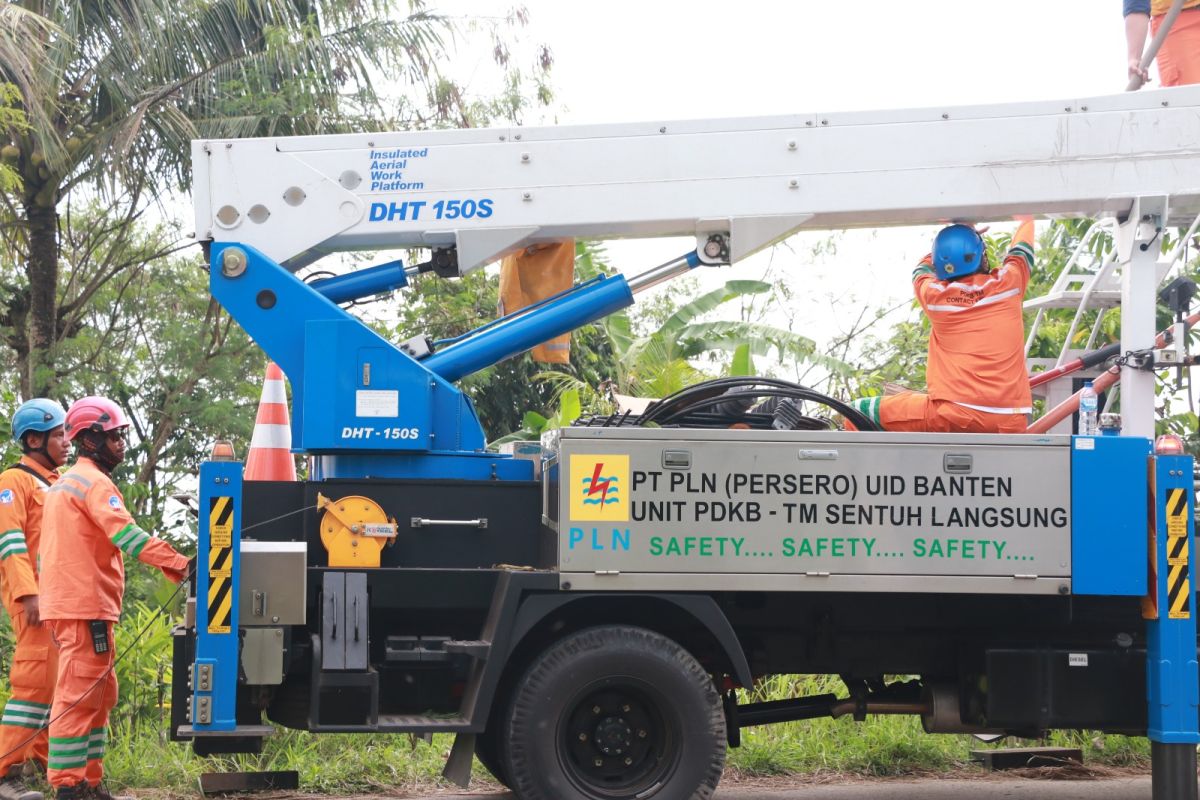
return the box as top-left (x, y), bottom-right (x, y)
top-left (207, 496), bottom-right (234, 634)
top-left (210, 496), bottom-right (233, 549)
top-left (1165, 488), bottom-right (1191, 620)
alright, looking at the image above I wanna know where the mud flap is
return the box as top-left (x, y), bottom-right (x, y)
top-left (442, 732), bottom-right (476, 788)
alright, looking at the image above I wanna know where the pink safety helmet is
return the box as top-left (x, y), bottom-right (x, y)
top-left (64, 396), bottom-right (130, 442)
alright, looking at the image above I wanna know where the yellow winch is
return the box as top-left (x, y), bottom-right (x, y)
top-left (317, 492), bottom-right (398, 567)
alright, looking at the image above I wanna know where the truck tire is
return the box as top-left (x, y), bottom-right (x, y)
top-left (503, 625), bottom-right (725, 800)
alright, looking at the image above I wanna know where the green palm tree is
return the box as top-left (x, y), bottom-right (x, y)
top-left (577, 242), bottom-right (852, 398)
top-left (614, 279), bottom-right (854, 397)
top-left (0, 0), bottom-right (462, 396)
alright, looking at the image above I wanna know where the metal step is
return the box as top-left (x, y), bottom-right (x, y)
top-left (385, 635), bottom-right (451, 662)
top-left (383, 636), bottom-right (492, 662)
top-left (444, 639), bottom-right (491, 660)
top-left (376, 714), bottom-right (471, 732)
top-left (310, 714), bottom-right (473, 734)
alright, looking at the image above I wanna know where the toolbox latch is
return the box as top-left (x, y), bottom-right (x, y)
top-left (662, 450), bottom-right (691, 469)
top-left (943, 453), bottom-right (973, 473)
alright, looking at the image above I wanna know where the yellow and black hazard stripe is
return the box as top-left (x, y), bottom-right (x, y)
top-left (207, 497), bottom-right (234, 634)
top-left (1165, 488), bottom-right (1191, 620)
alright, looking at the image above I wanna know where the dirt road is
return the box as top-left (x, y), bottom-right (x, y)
top-left (339, 773), bottom-right (1158, 800)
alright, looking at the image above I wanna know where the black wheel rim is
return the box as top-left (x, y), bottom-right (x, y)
top-left (558, 678), bottom-right (679, 798)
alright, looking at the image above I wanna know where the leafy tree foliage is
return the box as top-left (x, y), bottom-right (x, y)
top-left (0, 0), bottom-right (550, 397)
top-left (0, 199), bottom-right (260, 530)
top-left (0, 83), bottom-right (28, 193)
top-left (0, 0), bottom-right (555, 537)
top-left (388, 242), bottom-right (615, 437)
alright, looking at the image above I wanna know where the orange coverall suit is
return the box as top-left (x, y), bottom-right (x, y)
top-left (0, 456), bottom-right (59, 776)
top-left (851, 222), bottom-right (1035, 433)
top-left (498, 241), bottom-right (575, 363)
top-left (1146, 0), bottom-right (1200, 87)
top-left (38, 458), bottom-right (188, 789)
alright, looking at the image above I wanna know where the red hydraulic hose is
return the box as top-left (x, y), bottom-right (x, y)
top-left (1028, 342), bottom-right (1122, 389)
top-left (1027, 364), bottom-right (1122, 434)
top-left (1027, 310), bottom-right (1200, 433)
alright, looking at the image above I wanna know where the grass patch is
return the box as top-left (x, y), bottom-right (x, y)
top-left (726, 674), bottom-right (1149, 778)
top-left (90, 712), bottom-right (1150, 795)
top-left (90, 674), bottom-right (1151, 795)
top-left (0, 609), bottom-right (1152, 794)
top-left (90, 729), bottom-right (495, 796)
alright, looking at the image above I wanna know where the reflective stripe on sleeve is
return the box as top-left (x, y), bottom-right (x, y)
top-left (0, 528), bottom-right (27, 559)
top-left (1007, 242), bottom-right (1035, 272)
top-left (111, 523), bottom-right (151, 557)
top-left (47, 483), bottom-right (86, 500)
top-left (62, 472), bottom-right (92, 488)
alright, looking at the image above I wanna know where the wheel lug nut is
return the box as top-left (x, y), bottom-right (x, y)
top-left (624, 757), bottom-right (633, 765)
top-left (579, 733), bottom-right (587, 742)
top-left (622, 704), bottom-right (631, 712)
top-left (593, 705), bottom-right (601, 714)
top-left (594, 758), bottom-right (603, 767)
top-left (638, 730), bottom-right (647, 738)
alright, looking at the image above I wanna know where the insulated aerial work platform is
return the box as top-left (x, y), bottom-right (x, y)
top-left (176, 86), bottom-right (1200, 800)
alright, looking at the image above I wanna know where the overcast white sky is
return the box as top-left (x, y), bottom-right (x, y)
top-left (431, 1), bottom-right (1140, 368)
top-left (502, 1), bottom-right (1130, 120)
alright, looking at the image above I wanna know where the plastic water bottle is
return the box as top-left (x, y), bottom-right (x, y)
top-left (1079, 380), bottom-right (1099, 436)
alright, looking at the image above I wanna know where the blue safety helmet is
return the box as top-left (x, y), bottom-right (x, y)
top-left (932, 224), bottom-right (986, 281)
top-left (12, 398), bottom-right (67, 442)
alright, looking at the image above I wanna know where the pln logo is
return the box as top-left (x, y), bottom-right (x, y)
top-left (569, 454), bottom-right (629, 522)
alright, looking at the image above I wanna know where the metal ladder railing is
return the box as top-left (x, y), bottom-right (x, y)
top-left (1024, 212), bottom-right (1200, 432)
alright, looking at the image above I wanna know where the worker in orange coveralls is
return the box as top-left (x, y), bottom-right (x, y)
top-left (847, 220), bottom-right (1036, 433)
top-left (38, 397), bottom-right (189, 800)
top-left (0, 400), bottom-right (69, 800)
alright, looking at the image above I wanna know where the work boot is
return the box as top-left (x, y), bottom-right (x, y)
top-left (0, 770), bottom-right (43, 800)
top-left (83, 785), bottom-right (132, 800)
top-left (50, 785), bottom-right (83, 800)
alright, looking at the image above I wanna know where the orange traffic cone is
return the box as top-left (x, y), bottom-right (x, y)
top-left (244, 362), bottom-right (297, 481)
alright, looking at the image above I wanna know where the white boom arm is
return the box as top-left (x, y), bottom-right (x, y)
top-left (193, 87), bottom-right (1200, 273)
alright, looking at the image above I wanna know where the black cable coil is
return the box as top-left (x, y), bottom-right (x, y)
top-left (573, 377), bottom-right (882, 432)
